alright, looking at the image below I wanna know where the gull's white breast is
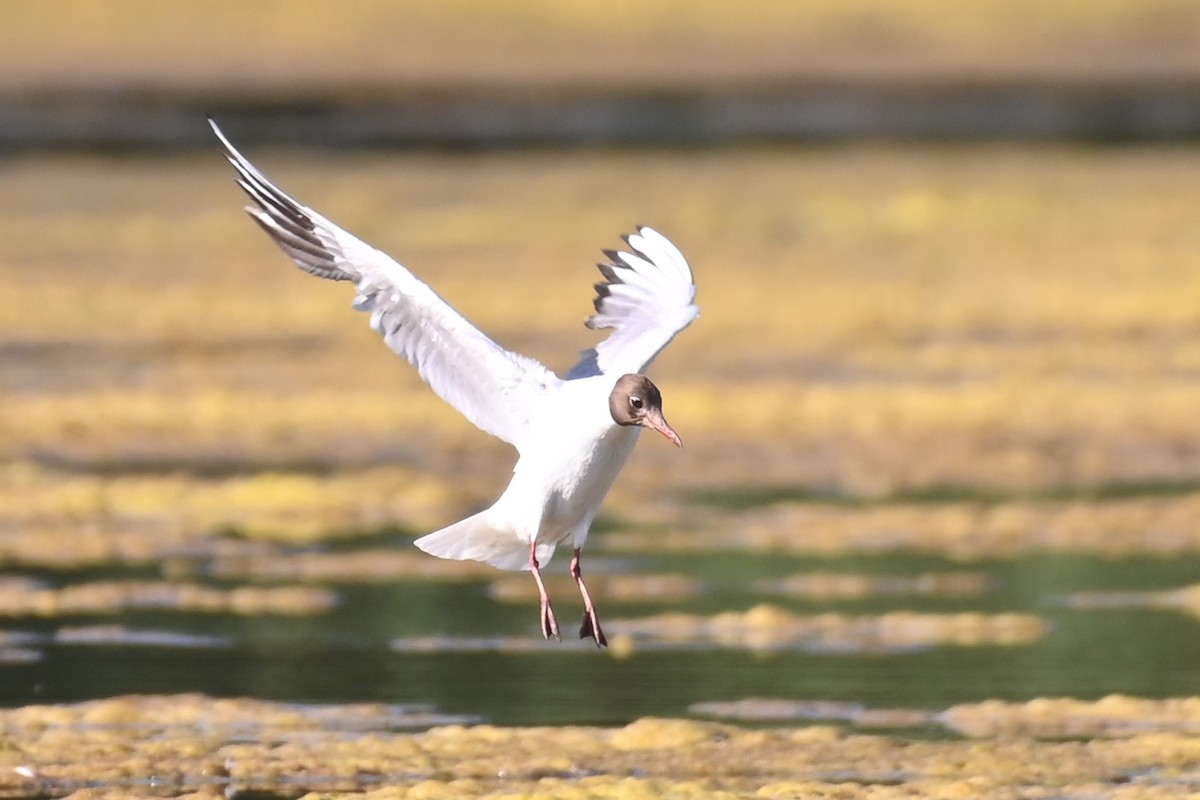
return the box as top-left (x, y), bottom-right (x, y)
top-left (487, 376), bottom-right (641, 548)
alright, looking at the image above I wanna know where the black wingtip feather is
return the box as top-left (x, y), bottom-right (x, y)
top-left (247, 211), bottom-right (329, 262)
top-left (592, 283), bottom-right (612, 313)
top-left (601, 248), bottom-right (623, 264)
top-left (236, 171), bottom-right (315, 232)
top-left (596, 263), bottom-right (623, 284)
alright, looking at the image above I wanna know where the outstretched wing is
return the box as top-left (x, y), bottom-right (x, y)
top-left (210, 119), bottom-right (560, 450)
top-left (567, 226), bottom-right (699, 380)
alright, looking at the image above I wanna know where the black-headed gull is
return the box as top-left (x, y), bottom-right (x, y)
top-left (210, 120), bottom-right (698, 647)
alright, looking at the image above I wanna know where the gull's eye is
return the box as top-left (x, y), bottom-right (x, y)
top-left (629, 395), bottom-right (643, 410)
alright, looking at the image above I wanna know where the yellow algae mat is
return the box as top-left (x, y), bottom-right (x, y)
top-left (2, 695), bottom-right (1200, 798)
top-left (6, 146), bottom-right (1200, 554)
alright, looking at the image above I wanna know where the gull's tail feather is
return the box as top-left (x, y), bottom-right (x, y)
top-left (414, 512), bottom-right (554, 572)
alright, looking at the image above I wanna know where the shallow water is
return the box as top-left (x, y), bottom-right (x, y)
top-left (3, 539), bottom-right (1199, 731)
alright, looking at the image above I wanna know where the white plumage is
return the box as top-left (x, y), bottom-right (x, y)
top-left (210, 120), bottom-right (699, 646)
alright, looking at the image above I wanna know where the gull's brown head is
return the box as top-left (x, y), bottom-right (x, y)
top-left (609, 374), bottom-right (682, 447)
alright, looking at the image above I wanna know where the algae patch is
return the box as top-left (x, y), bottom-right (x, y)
top-left (0, 580), bottom-right (336, 617)
top-left (1, 695), bottom-right (1200, 798)
top-left (607, 605), bottom-right (1046, 651)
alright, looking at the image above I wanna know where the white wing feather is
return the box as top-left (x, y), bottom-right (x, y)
top-left (210, 120), bottom-right (559, 450)
top-left (567, 226), bottom-right (699, 380)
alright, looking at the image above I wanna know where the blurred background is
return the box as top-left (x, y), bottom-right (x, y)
top-left (6, 0), bottom-right (1200, 148)
top-left (3, 0), bottom-right (1200, 729)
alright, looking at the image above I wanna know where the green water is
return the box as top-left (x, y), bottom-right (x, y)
top-left (2, 540), bottom-right (1199, 728)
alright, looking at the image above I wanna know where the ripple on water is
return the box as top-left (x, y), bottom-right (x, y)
top-left (691, 698), bottom-right (936, 731)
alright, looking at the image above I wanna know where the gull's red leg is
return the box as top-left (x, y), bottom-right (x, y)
top-left (572, 548), bottom-right (607, 648)
top-left (530, 543), bottom-right (560, 641)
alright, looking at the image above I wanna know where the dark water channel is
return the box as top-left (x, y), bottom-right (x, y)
top-left (2, 544), bottom-right (1199, 730)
